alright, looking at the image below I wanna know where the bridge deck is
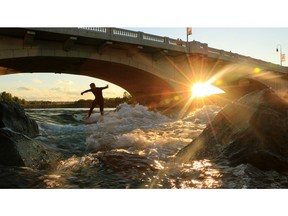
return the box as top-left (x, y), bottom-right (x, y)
top-left (0, 27), bottom-right (287, 74)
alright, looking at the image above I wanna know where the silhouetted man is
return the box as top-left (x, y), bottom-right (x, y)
top-left (81, 83), bottom-right (109, 117)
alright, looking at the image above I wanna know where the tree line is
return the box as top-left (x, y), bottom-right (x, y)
top-left (0, 91), bottom-right (134, 108)
top-left (0, 91), bottom-right (26, 105)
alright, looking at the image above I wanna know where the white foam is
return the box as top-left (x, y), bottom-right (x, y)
top-left (73, 113), bottom-right (101, 124)
top-left (57, 154), bottom-right (99, 171)
top-left (72, 113), bottom-right (84, 121)
top-left (183, 105), bottom-right (221, 124)
top-left (85, 104), bottom-right (221, 154)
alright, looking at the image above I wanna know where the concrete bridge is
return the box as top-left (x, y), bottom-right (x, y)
top-left (0, 27), bottom-right (288, 109)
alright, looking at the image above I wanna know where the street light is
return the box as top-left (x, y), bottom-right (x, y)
top-left (276, 44), bottom-right (282, 66)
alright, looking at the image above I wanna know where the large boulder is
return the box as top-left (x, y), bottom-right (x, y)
top-left (0, 101), bottom-right (39, 137)
top-left (0, 128), bottom-right (58, 169)
top-left (176, 89), bottom-right (288, 172)
top-left (0, 101), bottom-right (58, 169)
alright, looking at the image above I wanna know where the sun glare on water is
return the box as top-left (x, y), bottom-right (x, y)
top-left (191, 82), bottom-right (225, 98)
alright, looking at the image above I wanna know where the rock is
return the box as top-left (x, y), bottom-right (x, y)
top-left (0, 128), bottom-right (58, 169)
top-left (176, 89), bottom-right (288, 172)
top-left (0, 101), bottom-right (39, 138)
top-left (0, 130), bottom-right (25, 167)
top-left (0, 102), bottom-right (58, 169)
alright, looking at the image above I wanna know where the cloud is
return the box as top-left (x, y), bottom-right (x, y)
top-left (54, 80), bottom-right (62, 85)
top-left (32, 79), bottom-right (43, 84)
top-left (54, 80), bottom-right (74, 85)
top-left (17, 86), bottom-right (35, 91)
top-left (50, 87), bottom-right (76, 93)
top-left (64, 80), bottom-right (73, 85)
top-left (46, 87), bottom-right (80, 101)
top-left (104, 92), bottom-right (119, 97)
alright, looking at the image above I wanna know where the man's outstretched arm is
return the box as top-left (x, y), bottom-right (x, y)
top-left (81, 89), bottom-right (91, 95)
top-left (101, 85), bottom-right (109, 90)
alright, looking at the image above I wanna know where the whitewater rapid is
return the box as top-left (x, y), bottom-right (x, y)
top-left (82, 103), bottom-right (221, 155)
top-left (21, 103), bottom-right (288, 189)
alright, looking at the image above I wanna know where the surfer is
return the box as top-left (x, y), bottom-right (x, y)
top-left (81, 83), bottom-right (109, 117)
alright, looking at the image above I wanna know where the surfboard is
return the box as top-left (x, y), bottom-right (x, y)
top-left (72, 113), bottom-right (85, 122)
top-left (72, 113), bottom-right (101, 124)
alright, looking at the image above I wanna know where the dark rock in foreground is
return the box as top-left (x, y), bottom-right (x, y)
top-left (176, 89), bottom-right (288, 172)
top-left (0, 101), bottom-right (58, 169)
top-left (0, 128), bottom-right (58, 169)
top-left (0, 101), bottom-right (39, 137)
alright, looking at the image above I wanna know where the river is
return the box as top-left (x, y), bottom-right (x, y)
top-left (1, 103), bottom-right (280, 190)
top-left (2, 103), bottom-right (286, 215)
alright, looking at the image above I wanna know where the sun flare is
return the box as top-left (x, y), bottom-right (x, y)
top-left (191, 82), bottom-right (225, 98)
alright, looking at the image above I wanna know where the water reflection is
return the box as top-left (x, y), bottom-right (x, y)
top-left (145, 159), bottom-right (222, 189)
top-left (39, 151), bottom-right (223, 189)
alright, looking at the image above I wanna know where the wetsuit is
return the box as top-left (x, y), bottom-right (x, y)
top-left (82, 85), bottom-right (108, 117)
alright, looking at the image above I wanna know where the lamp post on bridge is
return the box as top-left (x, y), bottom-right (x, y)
top-left (276, 44), bottom-right (284, 66)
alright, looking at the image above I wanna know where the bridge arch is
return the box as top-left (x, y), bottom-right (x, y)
top-left (0, 51), bottom-right (177, 108)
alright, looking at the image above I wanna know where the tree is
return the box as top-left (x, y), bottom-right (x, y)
top-left (123, 91), bottom-right (133, 103)
top-left (0, 91), bottom-right (13, 102)
top-left (0, 91), bottom-right (26, 105)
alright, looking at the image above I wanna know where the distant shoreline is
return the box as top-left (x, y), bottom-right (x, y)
top-left (1, 91), bottom-right (133, 109)
top-left (23, 97), bottom-right (133, 109)
top-left (23, 102), bottom-right (118, 109)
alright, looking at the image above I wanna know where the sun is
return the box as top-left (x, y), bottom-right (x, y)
top-left (191, 82), bottom-right (225, 98)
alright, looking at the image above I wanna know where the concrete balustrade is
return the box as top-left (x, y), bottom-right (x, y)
top-left (78, 27), bottom-right (287, 73)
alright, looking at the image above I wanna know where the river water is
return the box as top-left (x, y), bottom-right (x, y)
top-left (3, 102), bottom-right (287, 216)
top-left (2, 103), bottom-right (288, 189)
top-left (1, 104), bottom-right (282, 189)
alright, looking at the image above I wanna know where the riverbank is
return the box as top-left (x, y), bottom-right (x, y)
top-left (23, 98), bottom-right (133, 109)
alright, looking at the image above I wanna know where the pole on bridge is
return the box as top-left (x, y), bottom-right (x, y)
top-left (186, 27), bottom-right (192, 52)
top-left (276, 44), bottom-right (283, 66)
top-left (186, 27), bottom-right (192, 42)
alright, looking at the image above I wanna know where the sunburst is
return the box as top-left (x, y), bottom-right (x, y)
top-left (191, 82), bottom-right (225, 99)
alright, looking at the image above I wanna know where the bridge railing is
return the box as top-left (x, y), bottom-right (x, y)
top-left (201, 44), bottom-right (286, 73)
top-left (168, 38), bottom-right (187, 47)
top-left (79, 27), bottom-right (287, 72)
top-left (79, 27), bottom-right (188, 48)
top-left (81, 27), bottom-right (107, 33)
top-left (142, 33), bottom-right (165, 43)
top-left (112, 28), bottom-right (138, 38)
top-left (29, 27), bottom-right (288, 73)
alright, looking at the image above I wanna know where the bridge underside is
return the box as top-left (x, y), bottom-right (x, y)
top-left (0, 56), bottom-right (178, 108)
top-left (1, 55), bottom-right (287, 112)
top-left (222, 78), bottom-right (268, 98)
